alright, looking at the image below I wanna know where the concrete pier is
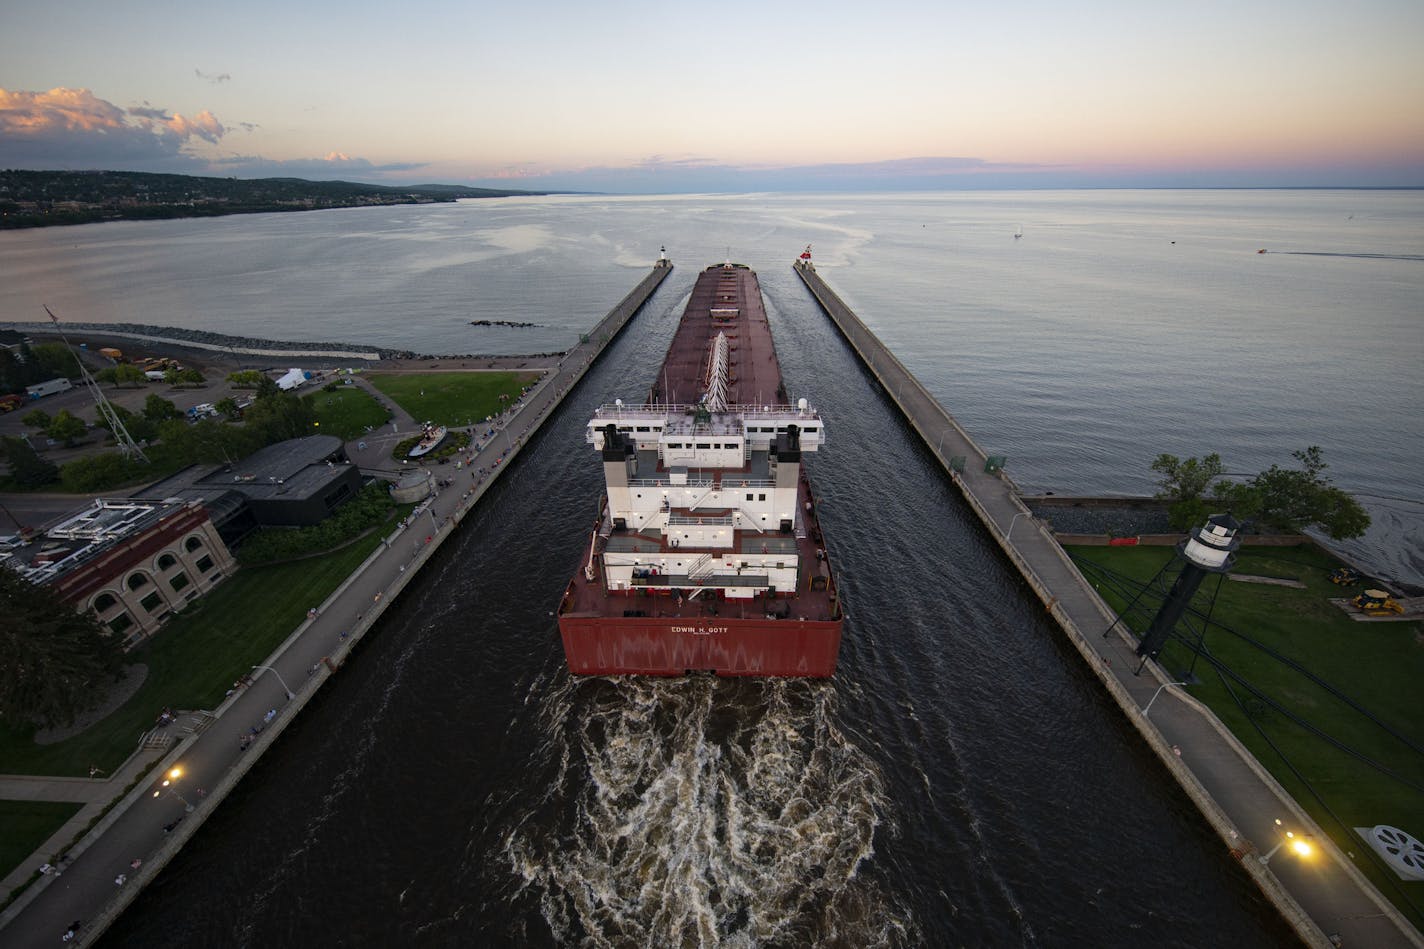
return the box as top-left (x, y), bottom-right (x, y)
top-left (0, 262), bottom-right (672, 948)
top-left (793, 260), bottom-right (1421, 949)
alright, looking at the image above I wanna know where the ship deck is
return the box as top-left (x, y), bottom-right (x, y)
top-left (646, 264), bottom-right (787, 407)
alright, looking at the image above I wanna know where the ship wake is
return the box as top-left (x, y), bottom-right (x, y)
top-left (503, 675), bottom-right (913, 947)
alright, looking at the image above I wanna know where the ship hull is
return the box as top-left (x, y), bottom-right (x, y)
top-left (558, 614), bottom-right (842, 677)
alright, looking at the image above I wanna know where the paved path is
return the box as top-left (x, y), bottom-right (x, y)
top-left (0, 263), bottom-right (672, 948)
top-left (794, 260), bottom-right (1422, 949)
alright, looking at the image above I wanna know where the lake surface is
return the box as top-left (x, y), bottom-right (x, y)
top-left (4, 190), bottom-right (1419, 586)
top-left (0, 191), bottom-right (1415, 945)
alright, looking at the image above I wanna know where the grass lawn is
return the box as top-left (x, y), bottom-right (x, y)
top-left (369, 372), bottom-right (540, 429)
top-left (1068, 543), bottom-right (1424, 929)
top-left (309, 384), bottom-right (391, 440)
top-left (0, 530), bottom-right (389, 778)
top-left (0, 801), bottom-right (82, 876)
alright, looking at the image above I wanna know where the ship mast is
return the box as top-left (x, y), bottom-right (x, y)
top-left (43, 306), bottom-right (150, 463)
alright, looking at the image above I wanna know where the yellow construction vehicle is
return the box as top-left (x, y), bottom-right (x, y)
top-left (1352, 589), bottom-right (1404, 616)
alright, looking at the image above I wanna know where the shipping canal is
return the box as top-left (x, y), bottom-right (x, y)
top-left (100, 265), bottom-right (1299, 947)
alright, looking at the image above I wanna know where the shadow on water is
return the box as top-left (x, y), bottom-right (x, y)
top-left (100, 262), bottom-right (1300, 948)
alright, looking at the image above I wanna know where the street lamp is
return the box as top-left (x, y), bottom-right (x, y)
top-left (152, 766), bottom-right (194, 812)
top-left (1006, 511), bottom-right (1031, 541)
top-left (252, 664), bottom-right (295, 700)
top-left (1260, 819), bottom-right (1314, 864)
top-left (1142, 681), bottom-right (1187, 718)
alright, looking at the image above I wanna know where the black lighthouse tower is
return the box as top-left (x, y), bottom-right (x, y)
top-left (1135, 513), bottom-right (1243, 668)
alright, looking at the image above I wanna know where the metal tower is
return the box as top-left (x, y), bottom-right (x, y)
top-left (42, 306), bottom-right (149, 463)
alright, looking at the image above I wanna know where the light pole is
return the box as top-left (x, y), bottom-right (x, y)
top-left (1260, 819), bottom-right (1314, 865)
top-left (1142, 681), bottom-right (1187, 718)
top-left (152, 766), bottom-right (194, 812)
top-left (1006, 511), bottom-right (1031, 541)
top-left (252, 664), bottom-right (295, 700)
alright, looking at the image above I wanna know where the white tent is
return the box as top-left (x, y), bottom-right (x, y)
top-left (275, 368), bottom-right (308, 391)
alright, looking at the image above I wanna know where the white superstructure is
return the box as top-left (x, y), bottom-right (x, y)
top-left (583, 399), bottom-right (826, 599)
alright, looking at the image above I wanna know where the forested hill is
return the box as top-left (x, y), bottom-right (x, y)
top-left (0, 169), bottom-right (550, 228)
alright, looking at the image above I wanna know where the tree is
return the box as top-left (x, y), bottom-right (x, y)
top-left (45, 409), bottom-right (87, 447)
top-left (1, 435), bottom-right (58, 487)
top-left (178, 368), bottom-right (205, 387)
top-left (227, 369), bottom-right (266, 388)
top-left (0, 567), bottom-right (126, 730)
top-left (27, 342), bottom-right (79, 381)
top-left (21, 408), bottom-right (50, 431)
top-left (214, 396), bottom-right (240, 420)
top-left (96, 365), bottom-right (146, 388)
top-left (143, 394), bottom-right (182, 423)
top-left (94, 403), bottom-right (157, 444)
top-left (243, 388), bottom-right (316, 443)
top-left (1215, 446), bottom-right (1371, 539)
top-left (1150, 452), bottom-right (1224, 529)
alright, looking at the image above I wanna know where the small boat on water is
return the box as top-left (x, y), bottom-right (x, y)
top-left (407, 422), bottom-right (448, 458)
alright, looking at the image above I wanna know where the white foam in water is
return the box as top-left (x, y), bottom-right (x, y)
top-left (505, 676), bottom-right (913, 946)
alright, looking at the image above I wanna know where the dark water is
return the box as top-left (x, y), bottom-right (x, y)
top-left (101, 268), bottom-right (1297, 947)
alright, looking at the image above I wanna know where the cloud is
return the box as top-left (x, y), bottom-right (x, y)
top-left (0, 87), bottom-right (227, 170)
top-left (195, 68), bottom-right (231, 84)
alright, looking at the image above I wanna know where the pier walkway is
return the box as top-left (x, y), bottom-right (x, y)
top-left (0, 262), bottom-right (672, 948)
top-left (794, 260), bottom-right (1421, 949)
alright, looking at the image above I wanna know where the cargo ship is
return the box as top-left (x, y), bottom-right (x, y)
top-left (557, 262), bottom-right (843, 676)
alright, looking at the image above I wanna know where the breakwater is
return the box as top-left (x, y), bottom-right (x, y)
top-left (792, 260), bottom-right (1420, 949)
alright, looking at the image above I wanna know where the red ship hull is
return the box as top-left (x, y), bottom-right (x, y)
top-left (558, 614), bottom-right (841, 677)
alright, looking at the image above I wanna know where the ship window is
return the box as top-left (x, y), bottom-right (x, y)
top-left (746, 493), bottom-right (753, 501)
top-left (696, 443), bottom-right (710, 449)
top-left (803, 426), bottom-right (818, 433)
top-left (636, 426), bottom-right (650, 432)
top-left (666, 442), bottom-right (681, 449)
top-left (759, 493), bottom-right (766, 501)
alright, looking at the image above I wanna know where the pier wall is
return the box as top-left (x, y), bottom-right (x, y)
top-left (793, 261), bottom-right (1419, 949)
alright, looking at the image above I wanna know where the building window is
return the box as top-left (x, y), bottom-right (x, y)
top-left (157, 553), bottom-right (177, 571)
top-left (127, 572), bottom-right (150, 591)
top-left (93, 592), bottom-right (118, 613)
top-left (140, 591), bottom-right (163, 613)
top-left (108, 612), bottom-right (134, 635)
top-left (184, 536), bottom-right (204, 553)
top-left (170, 571), bottom-right (191, 592)
top-left (196, 554), bottom-right (214, 574)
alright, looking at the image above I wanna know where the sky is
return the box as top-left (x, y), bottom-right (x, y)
top-left (2, 0), bottom-right (1422, 192)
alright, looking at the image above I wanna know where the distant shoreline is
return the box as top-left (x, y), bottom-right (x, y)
top-left (4, 322), bottom-right (567, 367)
top-left (0, 169), bottom-right (552, 230)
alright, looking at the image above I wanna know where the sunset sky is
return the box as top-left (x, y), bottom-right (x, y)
top-left (2, 0), bottom-right (1421, 191)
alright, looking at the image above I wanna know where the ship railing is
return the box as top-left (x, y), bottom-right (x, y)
top-left (686, 552), bottom-right (715, 580)
top-left (628, 477), bottom-right (714, 489)
top-left (668, 514), bottom-right (734, 527)
top-left (592, 402), bottom-right (814, 417)
top-left (629, 572), bottom-right (770, 589)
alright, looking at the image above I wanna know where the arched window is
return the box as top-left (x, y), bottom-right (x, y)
top-left (93, 592), bottom-right (118, 613)
top-left (157, 553), bottom-right (178, 571)
top-left (184, 536), bottom-right (204, 553)
top-left (127, 572), bottom-right (151, 591)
